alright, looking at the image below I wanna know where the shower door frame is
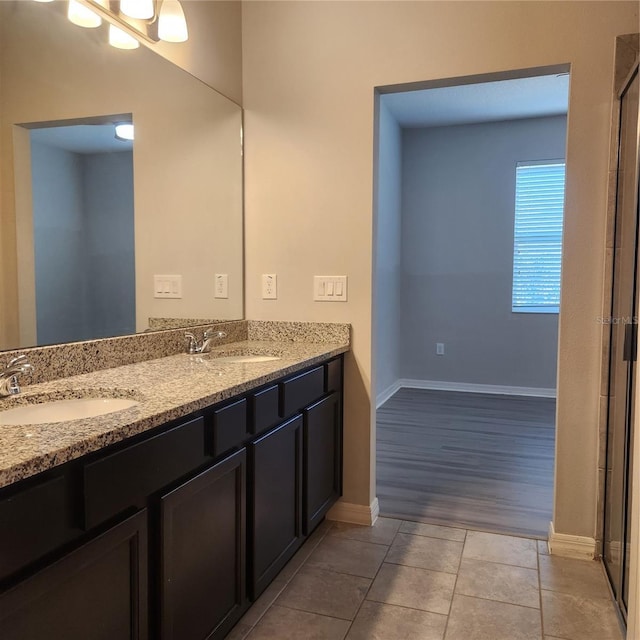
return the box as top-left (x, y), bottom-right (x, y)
top-left (604, 58), bottom-right (640, 634)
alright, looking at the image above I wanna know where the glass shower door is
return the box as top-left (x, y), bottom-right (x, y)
top-left (604, 66), bottom-right (639, 619)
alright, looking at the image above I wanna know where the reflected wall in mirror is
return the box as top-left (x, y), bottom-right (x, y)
top-left (0, 0), bottom-right (243, 352)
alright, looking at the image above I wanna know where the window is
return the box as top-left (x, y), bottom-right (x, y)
top-left (512, 160), bottom-right (565, 313)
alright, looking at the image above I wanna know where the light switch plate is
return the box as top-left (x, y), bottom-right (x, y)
top-left (314, 276), bottom-right (347, 302)
top-left (154, 275), bottom-right (182, 299)
top-left (214, 273), bottom-right (228, 299)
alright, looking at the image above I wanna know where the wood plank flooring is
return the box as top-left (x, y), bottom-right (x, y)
top-left (376, 388), bottom-right (556, 538)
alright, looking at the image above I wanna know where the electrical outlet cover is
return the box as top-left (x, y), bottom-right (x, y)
top-left (262, 274), bottom-right (277, 299)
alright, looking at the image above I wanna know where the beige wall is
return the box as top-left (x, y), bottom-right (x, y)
top-left (242, 1), bottom-right (639, 536)
top-left (149, 0), bottom-right (243, 105)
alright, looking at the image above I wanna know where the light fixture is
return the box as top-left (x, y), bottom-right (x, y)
top-left (67, 0), bottom-right (102, 28)
top-left (34, 0), bottom-right (189, 48)
top-left (158, 0), bottom-right (188, 43)
top-left (109, 24), bottom-right (140, 50)
top-left (120, 0), bottom-right (154, 20)
top-left (114, 123), bottom-right (135, 141)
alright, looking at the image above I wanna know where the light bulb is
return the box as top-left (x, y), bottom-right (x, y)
top-left (120, 0), bottom-right (154, 20)
top-left (68, 0), bottom-right (102, 28)
top-left (158, 0), bottom-right (188, 43)
top-left (114, 123), bottom-right (135, 141)
top-left (109, 24), bottom-right (140, 49)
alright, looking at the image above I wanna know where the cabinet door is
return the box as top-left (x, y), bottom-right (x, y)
top-left (0, 510), bottom-right (148, 640)
top-left (160, 449), bottom-right (246, 640)
top-left (249, 415), bottom-right (303, 599)
top-left (303, 392), bottom-right (342, 534)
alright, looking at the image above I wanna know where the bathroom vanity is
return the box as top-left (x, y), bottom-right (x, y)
top-left (0, 337), bottom-right (347, 640)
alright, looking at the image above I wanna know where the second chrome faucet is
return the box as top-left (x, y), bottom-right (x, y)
top-left (185, 330), bottom-right (227, 354)
top-left (0, 355), bottom-right (33, 397)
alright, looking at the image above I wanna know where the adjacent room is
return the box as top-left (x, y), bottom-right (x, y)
top-left (374, 72), bottom-right (569, 538)
top-left (28, 123), bottom-right (135, 345)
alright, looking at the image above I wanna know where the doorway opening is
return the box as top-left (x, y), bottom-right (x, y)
top-left (13, 116), bottom-right (135, 347)
top-left (373, 66), bottom-right (570, 538)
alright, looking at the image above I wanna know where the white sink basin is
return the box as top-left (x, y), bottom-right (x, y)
top-left (211, 355), bottom-right (281, 364)
top-left (0, 397), bottom-right (140, 425)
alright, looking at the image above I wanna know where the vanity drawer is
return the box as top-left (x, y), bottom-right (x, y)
top-left (325, 358), bottom-right (343, 394)
top-left (0, 474), bottom-right (79, 581)
top-left (83, 416), bottom-right (208, 529)
top-left (280, 366), bottom-right (325, 417)
top-left (251, 385), bottom-right (281, 436)
top-left (211, 398), bottom-right (248, 456)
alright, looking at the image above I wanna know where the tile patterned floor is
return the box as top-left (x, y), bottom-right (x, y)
top-left (228, 517), bottom-right (625, 640)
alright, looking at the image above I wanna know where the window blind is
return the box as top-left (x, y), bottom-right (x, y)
top-left (512, 161), bottom-right (565, 313)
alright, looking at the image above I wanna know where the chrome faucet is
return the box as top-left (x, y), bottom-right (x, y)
top-left (185, 330), bottom-right (227, 354)
top-left (0, 355), bottom-right (33, 397)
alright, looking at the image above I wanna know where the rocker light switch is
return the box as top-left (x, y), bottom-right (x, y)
top-left (154, 275), bottom-right (182, 299)
top-left (314, 276), bottom-right (347, 301)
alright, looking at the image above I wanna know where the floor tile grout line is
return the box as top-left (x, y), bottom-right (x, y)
top-left (537, 545), bottom-right (545, 640)
top-left (382, 558), bottom-right (462, 576)
top-left (241, 583), bottom-right (287, 635)
top-left (261, 601), bottom-right (354, 623)
top-left (442, 528), bottom-right (468, 640)
top-left (446, 555), bottom-right (538, 570)
top-left (246, 519), bottom-right (406, 638)
top-left (455, 554), bottom-right (540, 571)
top-left (338, 519), bottom-right (405, 638)
top-left (324, 533), bottom-right (396, 549)
top-left (363, 595), bottom-right (453, 617)
top-left (446, 591), bottom-right (542, 612)
top-left (539, 586), bottom-right (620, 603)
top-left (238, 518), bottom-right (622, 640)
top-left (389, 513), bottom-right (544, 542)
top-left (301, 565), bottom-right (383, 581)
top-left (242, 520), bottom-right (336, 636)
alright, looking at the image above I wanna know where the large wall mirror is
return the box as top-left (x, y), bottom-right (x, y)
top-left (0, 0), bottom-right (243, 351)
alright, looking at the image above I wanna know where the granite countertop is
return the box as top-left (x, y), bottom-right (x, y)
top-left (0, 339), bottom-right (349, 489)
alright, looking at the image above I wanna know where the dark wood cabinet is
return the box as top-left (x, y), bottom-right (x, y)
top-left (160, 449), bottom-right (246, 640)
top-left (211, 399), bottom-right (248, 457)
top-left (84, 416), bottom-right (209, 530)
top-left (0, 472), bottom-right (82, 581)
top-left (303, 392), bottom-right (342, 534)
top-left (281, 366), bottom-right (325, 417)
top-left (0, 509), bottom-right (148, 640)
top-left (0, 354), bottom-right (344, 639)
top-left (249, 415), bottom-right (303, 598)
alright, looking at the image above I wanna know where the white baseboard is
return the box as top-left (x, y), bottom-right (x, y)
top-left (376, 381), bottom-right (403, 408)
top-left (398, 378), bottom-right (556, 398)
top-left (327, 498), bottom-right (380, 526)
top-left (548, 521), bottom-right (596, 560)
